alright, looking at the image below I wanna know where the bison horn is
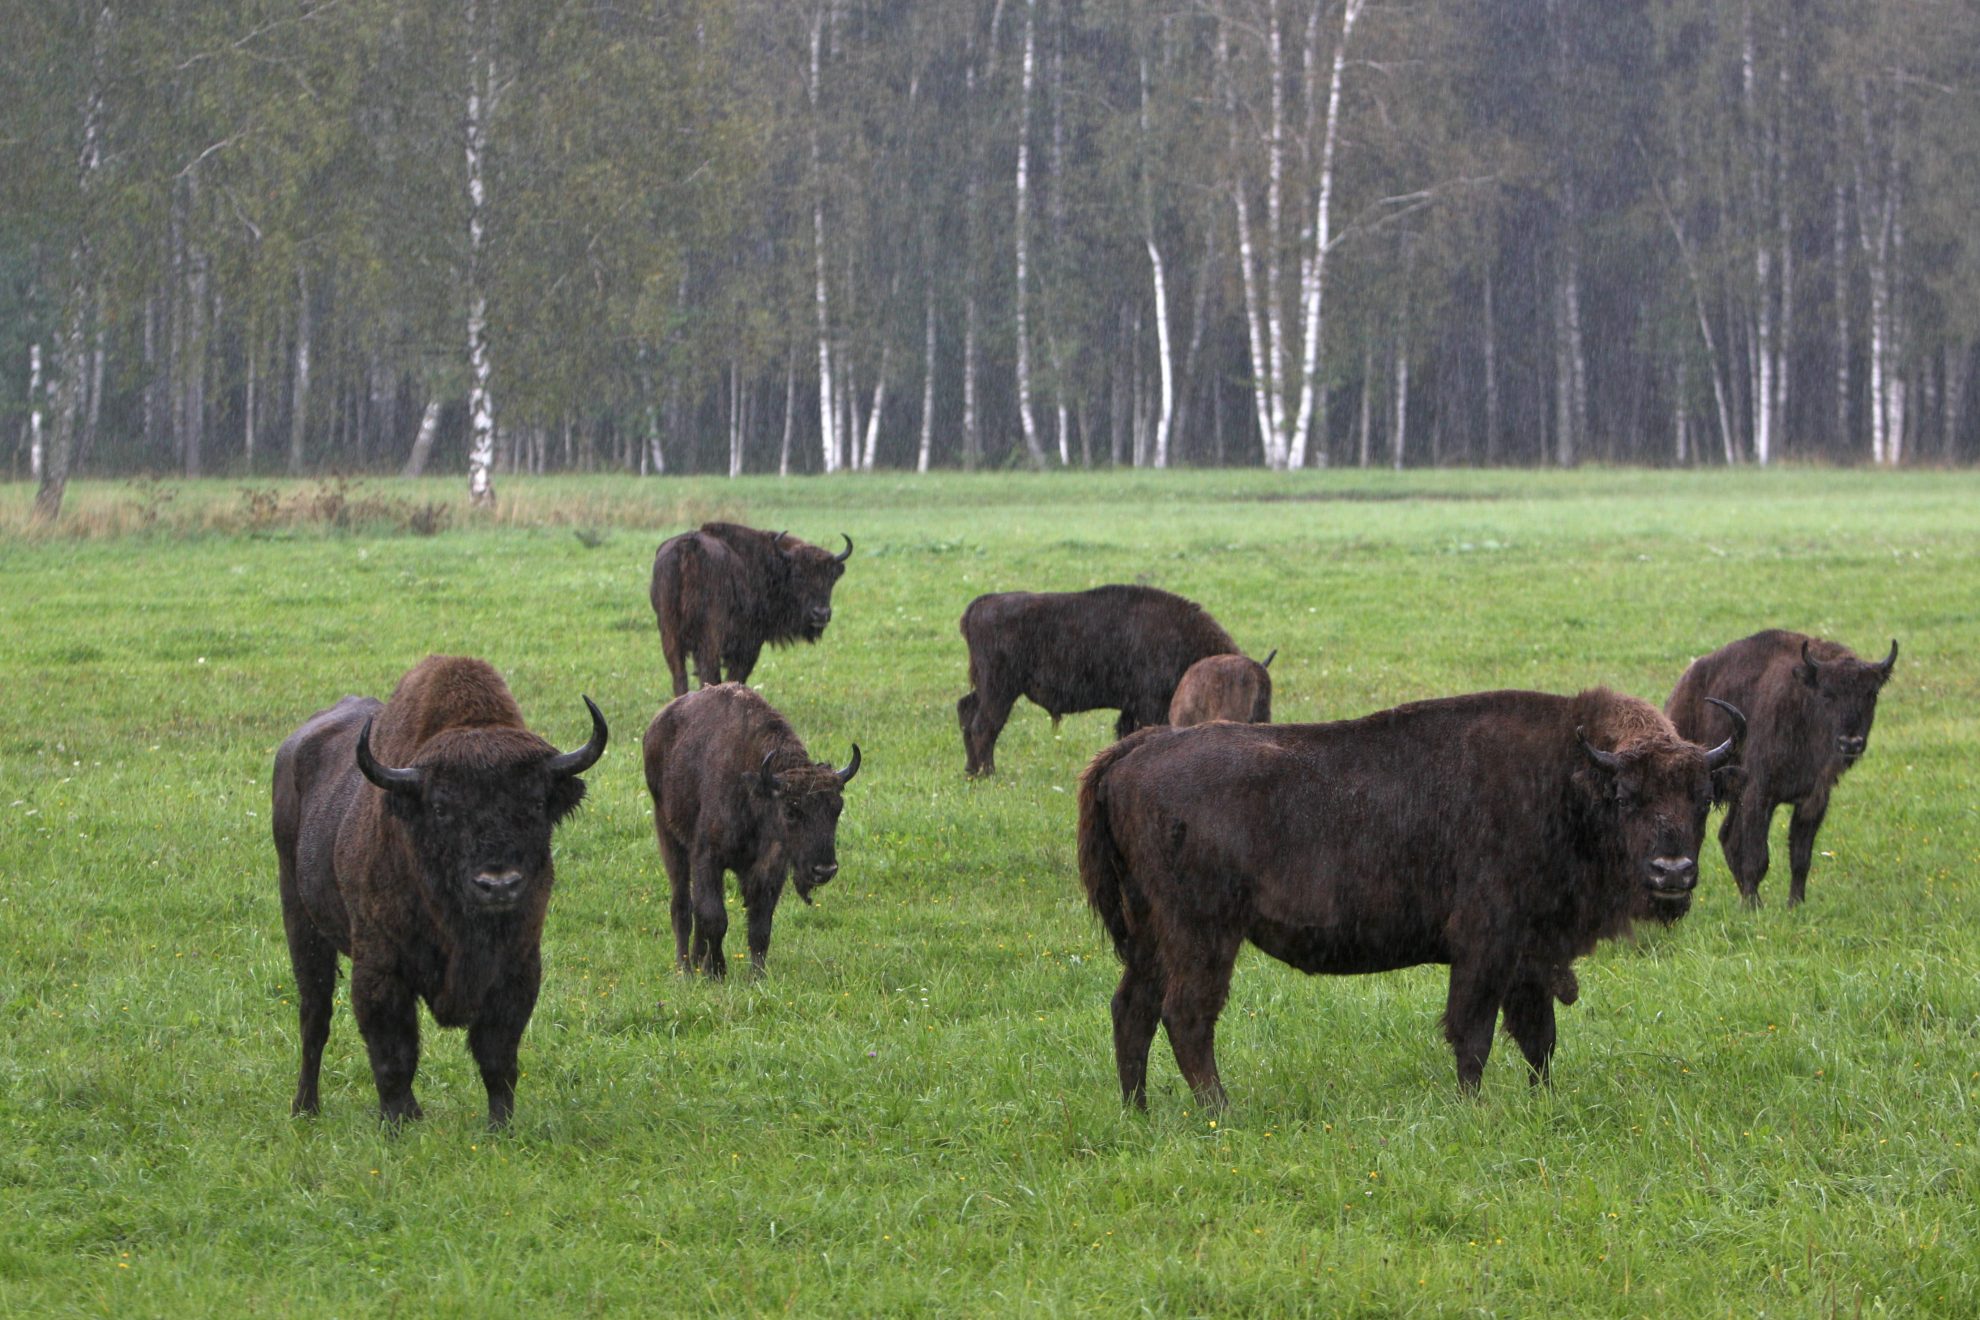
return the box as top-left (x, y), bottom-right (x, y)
top-left (836, 742), bottom-right (862, 784)
top-left (355, 717), bottom-right (423, 795)
top-left (1576, 726), bottom-right (1626, 772)
top-left (833, 533), bottom-right (854, 564)
top-left (1876, 638), bottom-right (1898, 674)
top-left (544, 696), bottom-right (609, 777)
top-left (1260, 648), bottom-right (1278, 670)
top-left (1801, 639), bottom-right (1822, 673)
top-left (1701, 697), bottom-right (1746, 770)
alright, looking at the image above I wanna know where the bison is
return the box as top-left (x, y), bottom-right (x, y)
top-left (1667, 629), bottom-right (1897, 907)
top-left (1167, 649), bottom-right (1276, 727)
top-left (957, 584), bottom-right (1241, 776)
top-left (272, 655), bottom-right (607, 1127)
top-left (651, 521), bottom-right (853, 697)
top-left (1077, 687), bottom-right (1743, 1107)
top-left (643, 683), bottom-right (860, 978)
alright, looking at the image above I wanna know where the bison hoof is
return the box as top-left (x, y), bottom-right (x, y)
top-left (1739, 890), bottom-right (1764, 910)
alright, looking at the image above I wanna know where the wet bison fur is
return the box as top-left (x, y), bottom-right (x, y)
top-left (272, 655), bottom-right (606, 1127)
top-left (650, 521), bottom-right (853, 697)
top-left (957, 584), bottom-right (1240, 776)
top-left (643, 684), bottom-right (860, 978)
top-left (1077, 687), bottom-right (1742, 1108)
top-left (1167, 648), bottom-right (1276, 726)
top-left (1667, 629), bottom-right (1896, 907)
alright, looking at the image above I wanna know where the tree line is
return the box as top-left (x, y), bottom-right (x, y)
top-left (6, 0), bottom-right (1977, 516)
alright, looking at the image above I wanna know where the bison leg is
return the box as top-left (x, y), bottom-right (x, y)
top-left (960, 687), bottom-right (1016, 778)
top-left (1500, 973), bottom-right (1558, 1087)
top-left (468, 970), bottom-right (538, 1131)
top-left (1111, 958), bottom-right (1165, 1110)
top-left (740, 858), bottom-right (786, 977)
top-left (1786, 789), bottom-right (1831, 908)
top-left (689, 850), bottom-right (730, 979)
top-left (1442, 956), bottom-right (1513, 1094)
top-left (350, 961), bottom-right (424, 1125)
top-left (692, 635), bottom-right (725, 689)
top-left (660, 624), bottom-right (692, 699)
top-left (1719, 790), bottom-right (1774, 907)
top-left (726, 639), bottom-right (765, 687)
top-left (281, 899), bottom-right (339, 1117)
top-left (1159, 933), bottom-right (1242, 1111)
top-left (660, 832), bottom-right (694, 974)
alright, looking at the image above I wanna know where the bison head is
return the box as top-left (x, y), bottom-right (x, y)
top-left (1797, 639), bottom-right (1896, 766)
top-left (357, 697), bottom-right (608, 915)
top-left (777, 532), bottom-right (853, 640)
top-left (1578, 698), bottom-right (1743, 921)
top-left (755, 743), bottom-right (860, 904)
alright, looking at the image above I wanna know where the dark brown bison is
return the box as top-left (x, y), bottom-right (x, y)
top-left (957, 584), bottom-right (1240, 776)
top-left (651, 522), bottom-right (853, 697)
top-left (1667, 630), bottom-right (1897, 907)
top-left (272, 656), bottom-right (607, 1127)
top-left (1077, 687), bottom-right (1743, 1107)
top-left (643, 684), bottom-right (860, 978)
top-left (1167, 649), bottom-right (1276, 726)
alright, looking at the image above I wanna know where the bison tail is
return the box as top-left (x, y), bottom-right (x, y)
top-left (1077, 740), bottom-right (1142, 964)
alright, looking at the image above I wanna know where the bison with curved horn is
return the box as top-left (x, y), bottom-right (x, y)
top-left (644, 684), bottom-right (861, 978)
top-left (272, 655), bottom-right (607, 1128)
top-left (1078, 687), bottom-right (1742, 1109)
top-left (1667, 630), bottom-right (1897, 906)
top-left (651, 522), bottom-right (853, 697)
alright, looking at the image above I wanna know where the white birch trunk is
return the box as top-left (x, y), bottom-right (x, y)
top-left (1357, 344), bottom-right (1373, 468)
top-left (809, 9), bottom-right (838, 474)
top-left (779, 352), bottom-right (796, 477)
top-left (1139, 59), bottom-right (1174, 470)
top-left (1290, 0), bottom-right (1360, 469)
top-left (1391, 338), bottom-right (1408, 471)
top-left (861, 342), bottom-right (889, 471)
top-left (464, 0), bottom-right (497, 507)
top-left (29, 344), bottom-right (43, 480)
top-left (1012, 0), bottom-right (1043, 467)
top-left (289, 266), bottom-right (311, 476)
top-left (918, 284), bottom-right (936, 473)
top-left (1675, 353), bottom-right (1690, 464)
top-left (403, 399), bottom-right (441, 477)
top-left (728, 360), bottom-right (744, 478)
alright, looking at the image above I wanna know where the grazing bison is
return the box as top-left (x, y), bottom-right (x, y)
top-left (1167, 649), bottom-right (1276, 727)
top-left (1077, 687), bottom-right (1743, 1107)
top-left (272, 656), bottom-right (607, 1127)
top-left (1667, 630), bottom-right (1897, 907)
top-left (643, 684), bottom-right (860, 978)
top-left (650, 522), bottom-right (853, 697)
top-left (957, 584), bottom-right (1240, 776)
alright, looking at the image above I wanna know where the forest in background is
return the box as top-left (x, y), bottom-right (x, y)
top-left (5, 0), bottom-right (1978, 514)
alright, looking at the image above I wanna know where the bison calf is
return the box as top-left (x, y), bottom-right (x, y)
top-left (1167, 649), bottom-right (1276, 726)
top-left (958, 584), bottom-right (1242, 776)
top-left (651, 521), bottom-right (852, 697)
top-left (644, 684), bottom-right (860, 978)
top-left (272, 656), bottom-right (607, 1128)
top-left (1078, 688), bottom-right (1742, 1108)
top-left (1667, 629), bottom-right (1896, 906)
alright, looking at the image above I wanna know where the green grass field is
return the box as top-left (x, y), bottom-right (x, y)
top-left (2, 468), bottom-right (1975, 1316)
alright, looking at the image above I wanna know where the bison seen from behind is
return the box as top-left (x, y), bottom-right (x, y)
top-left (272, 655), bottom-right (607, 1128)
top-left (1077, 688), bottom-right (1742, 1108)
top-left (651, 522), bottom-right (853, 697)
top-left (644, 684), bottom-right (860, 978)
top-left (1168, 649), bottom-right (1275, 726)
top-left (957, 584), bottom-right (1241, 776)
top-left (1667, 629), bottom-right (1897, 906)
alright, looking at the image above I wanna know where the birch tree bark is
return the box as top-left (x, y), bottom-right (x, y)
top-left (464, 0), bottom-right (498, 506)
top-left (917, 279), bottom-right (935, 473)
top-left (1012, 0), bottom-right (1045, 468)
top-left (402, 399), bottom-right (441, 477)
top-left (29, 344), bottom-right (43, 481)
top-left (289, 266), bottom-right (310, 475)
top-left (808, 5), bottom-right (839, 474)
top-left (1140, 57), bottom-right (1174, 469)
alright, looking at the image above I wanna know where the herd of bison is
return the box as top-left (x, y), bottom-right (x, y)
top-left (271, 520), bottom-right (1899, 1127)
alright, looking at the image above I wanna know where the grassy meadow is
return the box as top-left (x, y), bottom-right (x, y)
top-left (1, 467), bottom-right (1975, 1315)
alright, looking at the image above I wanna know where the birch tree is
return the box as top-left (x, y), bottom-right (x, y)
top-left (464, 0), bottom-right (498, 506)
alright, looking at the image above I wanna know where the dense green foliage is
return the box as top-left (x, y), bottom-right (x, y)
top-left (2, 469), bottom-right (1975, 1313)
top-left (6, 0), bottom-right (1979, 497)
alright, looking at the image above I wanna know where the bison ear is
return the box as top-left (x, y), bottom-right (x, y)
top-left (548, 774), bottom-right (587, 824)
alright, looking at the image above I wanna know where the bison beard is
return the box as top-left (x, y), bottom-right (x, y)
top-left (957, 584), bottom-right (1242, 776)
top-left (650, 522), bottom-right (852, 697)
top-left (644, 684), bottom-right (860, 979)
top-left (1667, 629), bottom-right (1896, 906)
top-left (271, 656), bottom-right (606, 1128)
top-left (1077, 688), bottom-right (1740, 1108)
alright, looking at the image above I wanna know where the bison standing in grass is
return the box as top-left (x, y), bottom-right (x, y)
top-left (1077, 687), bottom-right (1743, 1108)
top-left (957, 584), bottom-right (1241, 776)
top-left (272, 655), bottom-right (607, 1128)
top-left (1168, 649), bottom-right (1276, 726)
top-left (1667, 630), bottom-right (1897, 907)
top-left (650, 522), bottom-right (853, 697)
top-left (644, 684), bottom-right (860, 978)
